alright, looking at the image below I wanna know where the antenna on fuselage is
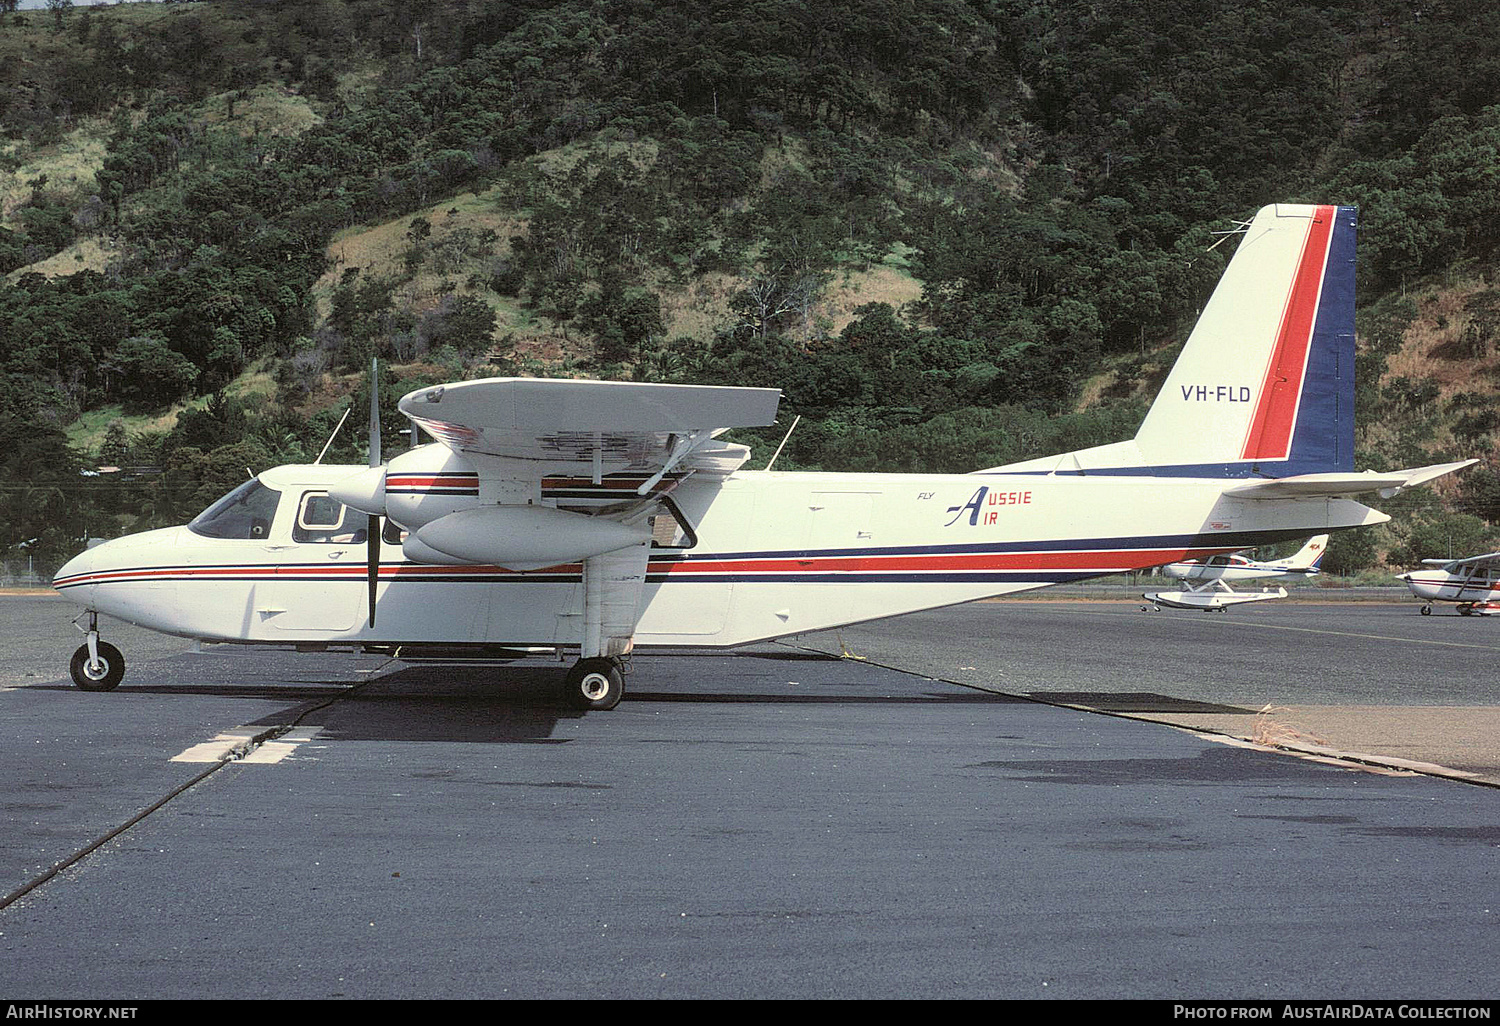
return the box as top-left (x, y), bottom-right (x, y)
top-left (314, 407), bottom-right (353, 465)
top-left (765, 414), bottom-right (801, 471)
top-left (1205, 218), bottom-right (1253, 253)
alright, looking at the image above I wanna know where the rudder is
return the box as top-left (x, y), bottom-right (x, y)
top-left (1134, 203), bottom-right (1356, 477)
top-left (980, 204), bottom-right (1357, 479)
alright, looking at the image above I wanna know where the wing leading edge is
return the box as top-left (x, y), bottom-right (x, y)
top-left (399, 377), bottom-right (782, 481)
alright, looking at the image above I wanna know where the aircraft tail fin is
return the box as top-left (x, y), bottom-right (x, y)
top-left (1275, 534), bottom-right (1329, 571)
top-left (980, 204), bottom-right (1357, 478)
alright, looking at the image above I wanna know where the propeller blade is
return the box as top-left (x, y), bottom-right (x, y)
top-left (367, 513), bottom-right (380, 628)
top-left (368, 356), bottom-right (382, 468)
top-left (366, 357), bottom-right (381, 628)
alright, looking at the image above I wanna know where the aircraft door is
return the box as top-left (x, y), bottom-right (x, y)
top-left (632, 489), bottom-right (746, 640)
top-left (260, 491), bottom-right (365, 632)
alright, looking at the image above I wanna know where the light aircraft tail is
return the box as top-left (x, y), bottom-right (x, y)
top-left (981, 204), bottom-right (1475, 495)
top-left (1270, 534), bottom-right (1328, 572)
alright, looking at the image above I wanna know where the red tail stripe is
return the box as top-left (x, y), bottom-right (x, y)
top-left (1240, 205), bottom-right (1335, 460)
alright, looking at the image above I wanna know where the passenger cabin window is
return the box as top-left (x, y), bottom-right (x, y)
top-left (291, 491), bottom-right (408, 546)
top-left (649, 506), bottom-right (695, 549)
top-left (294, 491), bottom-right (364, 544)
top-left (188, 479), bottom-right (283, 540)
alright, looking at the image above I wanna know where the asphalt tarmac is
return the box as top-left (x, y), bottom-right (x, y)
top-left (803, 597), bottom-right (1500, 785)
top-left (1, 593), bottom-right (1497, 1000)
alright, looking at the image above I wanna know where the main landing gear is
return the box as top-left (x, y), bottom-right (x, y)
top-left (564, 657), bottom-right (624, 711)
top-left (69, 612), bottom-right (125, 691)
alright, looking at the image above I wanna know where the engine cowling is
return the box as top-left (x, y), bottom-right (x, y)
top-left (336, 445), bottom-right (483, 531)
top-left (414, 505), bottom-right (649, 571)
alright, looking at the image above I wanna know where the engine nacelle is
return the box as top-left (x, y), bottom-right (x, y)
top-left (401, 535), bottom-right (480, 566)
top-left (382, 445), bottom-right (483, 531)
top-left (414, 505), bottom-right (649, 571)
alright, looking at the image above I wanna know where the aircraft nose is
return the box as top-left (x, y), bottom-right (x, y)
top-left (54, 541), bottom-right (108, 603)
top-left (54, 527), bottom-right (185, 610)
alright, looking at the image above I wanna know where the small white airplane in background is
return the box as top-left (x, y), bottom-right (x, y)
top-left (1142, 534), bottom-right (1327, 611)
top-left (1398, 552), bottom-right (1500, 615)
top-left (54, 204), bottom-right (1476, 709)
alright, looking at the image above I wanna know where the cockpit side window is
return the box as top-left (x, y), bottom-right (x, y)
top-left (188, 479), bottom-right (283, 540)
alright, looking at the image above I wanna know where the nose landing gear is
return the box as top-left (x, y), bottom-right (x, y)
top-left (69, 612), bottom-right (125, 691)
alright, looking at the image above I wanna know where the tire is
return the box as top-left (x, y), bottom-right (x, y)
top-left (565, 658), bottom-right (623, 711)
top-left (70, 641), bottom-right (125, 691)
top-left (1420, 605), bottom-right (1432, 616)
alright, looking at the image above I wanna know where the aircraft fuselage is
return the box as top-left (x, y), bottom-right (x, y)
top-left (55, 461), bottom-right (1383, 652)
top-left (1400, 570), bottom-right (1500, 608)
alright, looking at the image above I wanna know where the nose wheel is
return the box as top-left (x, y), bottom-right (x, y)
top-left (70, 640), bottom-right (125, 691)
top-left (69, 612), bottom-right (125, 691)
top-left (564, 657), bottom-right (624, 711)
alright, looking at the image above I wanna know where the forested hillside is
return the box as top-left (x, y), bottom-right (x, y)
top-left (2, 0), bottom-right (1499, 577)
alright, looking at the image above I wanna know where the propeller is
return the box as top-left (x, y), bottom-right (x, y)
top-left (366, 357), bottom-right (382, 628)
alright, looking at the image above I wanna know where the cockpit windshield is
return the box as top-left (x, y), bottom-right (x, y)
top-left (188, 479), bottom-right (283, 540)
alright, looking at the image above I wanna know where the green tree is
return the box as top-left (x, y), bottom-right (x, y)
top-left (106, 336), bottom-right (200, 410)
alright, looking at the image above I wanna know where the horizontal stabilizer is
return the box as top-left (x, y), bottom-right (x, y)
top-left (1222, 460), bottom-right (1476, 500)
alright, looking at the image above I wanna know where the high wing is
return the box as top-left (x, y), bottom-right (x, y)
top-left (399, 377), bottom-right (782, 484)
top-left (367, 378), bottom-right (784, 667)
top-left (1423, 551), bottom-right (1500, 574)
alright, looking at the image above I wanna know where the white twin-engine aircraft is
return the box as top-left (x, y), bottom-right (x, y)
top-left (1398, 552), bottom-right (1500, 616)
top-left (1142, 534), bottom-right (1327, 611)
top-left (54, 204), bottom-right (1474, 708)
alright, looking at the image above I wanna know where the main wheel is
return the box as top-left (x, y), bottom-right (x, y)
top-left (70, 641), bottom-right (125, 691)
top-left (1420, 604), bottom-right (1432, 615)
top-left (565, 658), bottom-right (623, 711)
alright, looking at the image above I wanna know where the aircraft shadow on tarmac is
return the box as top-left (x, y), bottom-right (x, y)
top-left (287, 663), bottom-right (1031, 744)
top-left (29, 654), bottom-right (1030, 746)
top-left (1026, 691), bottom-right (1256, 715)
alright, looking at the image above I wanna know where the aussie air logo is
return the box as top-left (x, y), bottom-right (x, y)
top-left (1182, 384), bottom-right (1253, 402)
top-left (944, 485), bottom-right (1032, 527)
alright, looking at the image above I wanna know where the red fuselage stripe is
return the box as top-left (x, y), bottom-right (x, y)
top-left (56, 546), bottom-right (1244, 587)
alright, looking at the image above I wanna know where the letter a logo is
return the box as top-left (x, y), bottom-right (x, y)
top-left (944, 486), bottom-right (988, 527)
